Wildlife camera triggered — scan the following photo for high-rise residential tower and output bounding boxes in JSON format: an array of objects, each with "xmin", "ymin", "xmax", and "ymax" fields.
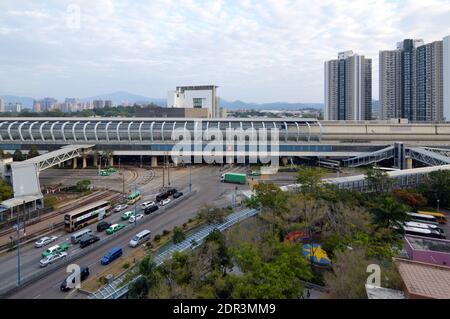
[
  {"xmin": 380, "ymin": 37, "xmax": 449, "ymax": 122},
  {"xmin": 324, "ymin": 51, "xmax": 372, "ymax": 121},
  {"xmin": 0, "ymin": 98, "xmax": 4, "ymax": 113},
  {"xmin": 444, "ymin": 36, "xmax": 450, "ymax": 121}
]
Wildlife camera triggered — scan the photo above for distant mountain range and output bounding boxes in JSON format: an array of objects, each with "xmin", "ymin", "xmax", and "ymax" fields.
[
  {"xmin": 1, "ymin": 91, "xmax": 326, "ymax": 111},
  {"xmin": 78, "ymin": 91, "xmax": 166, "ymax": 106},
  {"xmin": 219, "ymin": 99, "xmax": 323, "ymax": 110}
]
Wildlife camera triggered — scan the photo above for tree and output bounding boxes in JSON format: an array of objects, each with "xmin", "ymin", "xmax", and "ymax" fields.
[
  {"xmin": 28, "ymin": 145, "xmax": 39, "ymax": 158},
  {"xmin": 0, "ymin": 178, "xmax": 13, "ymax": 201},
  {"xmin": 173, "ymin": 227, "xmax": 186, "ymax": 244},
  {"xmin": 197, "ymin": 205, "xmax": 228, "ymax": 224},
  {"xmin": 128, "ymin": 276, "xmax": 149, "ymax": 299},
  {"xmin": 246, "ymin": 183, "xmax": 288, "ymax": 213},
  {"xmin": 324, "ymin": 247, "xmax": 402, "ymax": 299},
  {"xmin": 392, "ymin": 188, "xmax": 427, "ymax": 210},
  {"xmin": 370, "ymin": 196, "xmax": 409, "ymax": 228},
  {"xmin": 365, "ymin": 169, "xmax": 393, "ymax": 193},
  {"xmin": 418, "ymin": 170, "xmax": 450, "ymax": 208},
  {"xmin": 13, "ymin": 149, "xmax": 24, "ymax": 161},
  {"xmin": 296, "ymin": 167, "xmax": 325, "ymax": 193},
  {"xmin": 229, "ymin": 242, "xmax": 312, "ymax": 298},
  {"xmin": 75, "ymin": 179, "xmax": 91, "ymax": 192}
]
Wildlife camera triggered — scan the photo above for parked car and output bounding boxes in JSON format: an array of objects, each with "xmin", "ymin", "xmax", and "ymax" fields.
[
  {"xmin": 144, "ymin": 205, "xmax": 159, "ymax": 215},
  {"xmin": 35, "ymin": 236, "xmax": 58, "ymax": 248},
  {"xmin": 79, "ymin": 234, "xmax": 100, "ymax": 248},
  {"xmin": 129, "ymin": 213, "xmax": 144, "ymax": 223},
  {"xmin": 121, "ymin": 211, "xmax": 135, "ymax": 220},
  {"xmin": 40, "ymin": 252, "xmax": 67, "ymax": 267},
  {"xmin": 166, "ymin": 188, "xmax": 178, "ymax": 195},
  {"xmin": 173, "ymin": 191, "xmax": 183, "ymax": 199},
  {"xmin": 159, "ymin": 198, "xmax": 171, "ymax": 206},
  {"xmin": 97, "ymin": 221, "xmax": 111, "ymax": 232},
  {"xmin": 106, "ymin": 223, "xmax": 126, "ymax": 235},
  {"xmin": 114, "ymin": 204, "xmax": 128, "ymax": 212},
  {"xmin": 155, "ymin": 192, "xmax": 169, "ymax": 202},
  {"xmin": 100, "ymin": 247, "xmax": 122, "ymax": 265},
  {"xmin": 42, "ymin": 243, "xmax": 70, "ymax": 258},
  {"xmin": 60, "ymin": 266, "xmax": 90, "ymax": 292},
  {"xmin": 141, "ymin": 201, "xmax": 155, "ymax": 210}
]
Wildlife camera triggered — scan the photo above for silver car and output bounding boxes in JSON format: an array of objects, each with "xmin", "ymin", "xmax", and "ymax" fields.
[
  {"xmin": 114, "ymin": 204, "xmax": 128, "ymax": 212},
  {"xmin": 39, "ymin": 251, "xmax": 67, "ymax": 267},
  {"xmin": 35, "ymin": 236, "xmax": 58, "ymax": 248}
]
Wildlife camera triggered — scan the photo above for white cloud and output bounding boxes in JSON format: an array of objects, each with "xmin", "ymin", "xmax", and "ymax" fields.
[{"xmin": 0, "ymin": 0, "xmax": 449, "ymax": 102}]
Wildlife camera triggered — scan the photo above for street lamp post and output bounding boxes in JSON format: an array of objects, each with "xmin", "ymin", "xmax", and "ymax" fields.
[
  {"xmin": 437, "ymin": 199, "xmax": 440, "ymax": 213},
  {"xmin": 189, "ymin": 164, "xmax": 192, "ymax": 193},
  {"xmin": 134, "ymin": 185, "xmax": 138, "ymax": 227},
  {"xmin": 16, "ymin": 210, "xmax": 21, "ymax": 286}
]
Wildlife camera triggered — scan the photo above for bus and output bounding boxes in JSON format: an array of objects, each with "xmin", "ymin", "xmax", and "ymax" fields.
[
  {"xmin": 401, "ymin": 226, "xmax": 445, "ymax": 239},
  {"xmin": 417, "ymin": 211, "xmax": 448, "ymax": 224},
  {"xmin": 406, "ymin": 212, "xmax": 439, "ymax": 225},
  {"xmin": 403, "ymin": 221, "xmax": 444, "ymax": 234},
  {"xmin": 127, "ymin": 191, "xmax": 142, "ymax": 205},
  {"xmin": 64, "ymin": 201, "xmax": 111, "ymax": 233}
]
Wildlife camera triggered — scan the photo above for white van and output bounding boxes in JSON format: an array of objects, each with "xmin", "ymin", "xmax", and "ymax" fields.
[
  {"xmin": 71, "ymin": 229, "xmax": 93, "ymax": 244},
  {"xmin": 129, "ymin": 229, "xmax": 151, "ymax": 248}
]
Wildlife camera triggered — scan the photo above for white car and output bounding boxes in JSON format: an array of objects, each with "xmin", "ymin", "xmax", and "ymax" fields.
[
  {"xmin": 141, "ymin": 201, "xmax": 155, "ymax": 210},
  {"xmin": 129, "ymin": 214, "xmax": 144, "ymax": 223},
  {"xmin": 35, "ymin": 236, "xmax": 58, "ymax": 248},
  {"xmin": 39, "ymin": 252, "xmax": 67, "ymax": 267},
  {"xmin": 114, "ymin": 204, "xmax": 128, "ymax": 212},
  {"xmin": 159, "ymin": 198, "xmax": 171, "ymax": 206}
]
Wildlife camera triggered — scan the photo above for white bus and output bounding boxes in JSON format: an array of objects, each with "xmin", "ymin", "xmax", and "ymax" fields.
[
  {"xmin": 71, "ymin": 229, "xmax": 93, "ymax": 244},
  {"xmin": 401, "ymin": 225, "xmax": 445, "ymax": 239},
  {"xmin": 407, "ymin": 212, "xmax": 439, "ymax": 225}
]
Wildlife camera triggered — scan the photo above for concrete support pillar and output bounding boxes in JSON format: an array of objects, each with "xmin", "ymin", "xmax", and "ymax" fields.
[
  {"xmin": 151, "ymin": 156, "xmax": 158, "ymax": 167},
  {"xmin": 72, "ymin": 158, "xmax": 78, "ymax": 169},
  {"xmin": 406, "ymin": 157, "xmax": 413, "ymax": 170},
  {"xmin": 109, "ymin": 156, "xmax": 114, "ymax": 167},
  {"xmin": 93, "ymin": 153, "xmax": 98, "ymax": 168},
  {"xmin": 226, "ymin": 156, "xmax": 234, "ymax": 164},
  {"xmin": 173, "ymin": 157, "xmax": 179, "ymax": 167},
  {"xmin": 82, "ymin": 154, "xmax": 87, "ymax": 169}
]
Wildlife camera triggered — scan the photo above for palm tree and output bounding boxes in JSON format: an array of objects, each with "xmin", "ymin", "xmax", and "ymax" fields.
[{"xmin": 371, "ymin": 196, "xmax": 409, "ymax": 228}]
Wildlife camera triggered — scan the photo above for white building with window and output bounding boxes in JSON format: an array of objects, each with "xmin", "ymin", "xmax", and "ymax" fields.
[{"xmin": 167, "ymin": 85, "xmax": 219, "ymax": 118}]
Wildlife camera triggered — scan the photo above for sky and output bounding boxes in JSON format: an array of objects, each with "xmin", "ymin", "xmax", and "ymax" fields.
[{"xmin": 0, "ymin": 0, "xmax": 450, "ymax": 103}]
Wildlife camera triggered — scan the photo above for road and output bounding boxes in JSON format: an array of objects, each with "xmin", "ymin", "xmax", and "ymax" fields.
[{"xmin": 5, "ymin": 165, "xmax": 252, "ymax": 299}]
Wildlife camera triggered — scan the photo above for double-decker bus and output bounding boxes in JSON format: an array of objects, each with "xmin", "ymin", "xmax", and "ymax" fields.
[
  {"xmin": 127, "ymin": 190, "xmax": 142, "ymax": 205},
  {"xmin": 64, "ymin": 201, "xmax": 111, "ymax": 233}
]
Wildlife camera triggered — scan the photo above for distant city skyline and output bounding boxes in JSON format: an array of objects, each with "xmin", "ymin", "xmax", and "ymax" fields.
[{"xmin": 1, "ymin": 1, "xmax": 450, "ymax": 103}]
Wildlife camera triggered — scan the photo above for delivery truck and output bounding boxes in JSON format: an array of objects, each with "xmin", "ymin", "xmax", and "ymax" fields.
[{"xmin": 220, "ymin": 172, "xmax": 247, "ymax": 184}]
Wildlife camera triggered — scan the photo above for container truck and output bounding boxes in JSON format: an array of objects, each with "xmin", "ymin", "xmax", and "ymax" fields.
[{"xmin": 220, "ymin": 173, "xmax": 247, "ymax": 184}]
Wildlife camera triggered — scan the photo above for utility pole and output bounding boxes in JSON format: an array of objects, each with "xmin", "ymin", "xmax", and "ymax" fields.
[
  {"xmin": 22, "ymin": 201, "xmax": 26, "ymax": 235},
  {"xmin": 163, "ymin": 155, "xmax": 166, "ymax": 188},
  {"xmin": 189, "ymin": 164, "xmax": 192, "ymax": 193},
  {"xmin": 167, "ymin": 152, "xmax": 170, "ymax": 186},
  {"xmin": 16, "ymin": 209, "xmax": 21, "ymax": 287},
  {"xmin": 134, "ymin": 184, "xmax": 138, "ymax": 227}
]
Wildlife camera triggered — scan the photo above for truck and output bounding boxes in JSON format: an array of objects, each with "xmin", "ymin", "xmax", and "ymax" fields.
[{"xmin": 220, "ymin": 173, "xmax": 247, "ymax": 184}]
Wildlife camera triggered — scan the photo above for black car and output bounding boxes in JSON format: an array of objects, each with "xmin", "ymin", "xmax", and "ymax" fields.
[
  {"xmin": 144, "ymin": 205, "xmax": 159, "ymax": 215},
  {"xmin": 173, "ymin": 191, "xmax": 183, "ymax": 199},
  {"xmin": 155, "ymin": 192, "xmax": 169, "ymax": 202},
  {"xmin": 60, "ymin": 266, "xmax": 90, "ymax": 291},
  {"xmin": 166, "ymin": 188, "xmax": 177, "ymax": 195},
  {"xmin": 79, "ymin": 234, "xmax": 100, "ymax": 248},
  {"xmin": 97, "ymin": 221, "xmax": 111, "ymax": 232}
]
